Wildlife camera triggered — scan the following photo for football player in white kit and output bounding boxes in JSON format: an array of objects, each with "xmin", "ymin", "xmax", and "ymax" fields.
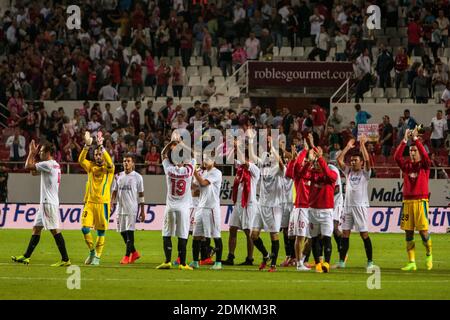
[
  {"xmin": 189, "ymin": 154, "xmax": 223, "ymax": 270},
  {"xmin": 111, "ymin": 154, "xmax": 145, "ymax": 265},
  {"xmin": 337, "ymin": 135, "xmax": 374, "ymax": 269},
  {"xmin": 279, "ymin": 141, "xmax": 296, "ymax": 267},
  {"xmin": 250, "ymin": 136, "xmax": 285, "ymax": 272},
  {"xmin": 222, "ymin": 145, "xmax": 260, "ymax": 266},
  {"xmin": 326, "ymin": 157, "xmax": 344, "ymax": 265},
  {"xmin": 12, "ymin": 141, "xmax": 71, "ymax": 266},
  {"xmin": 156, "ymin": 140, "xmax": 196, "ymax": 270}
]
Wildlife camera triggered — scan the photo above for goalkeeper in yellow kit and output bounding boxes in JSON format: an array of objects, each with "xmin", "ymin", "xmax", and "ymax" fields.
[{"xmin": 79, "ymin": 131, "xmax": 115, "ymax": 265}]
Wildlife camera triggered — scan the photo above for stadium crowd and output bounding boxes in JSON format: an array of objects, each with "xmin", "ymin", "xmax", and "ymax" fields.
[{"xmin": 0, "ymin": 0, "xmax": 449, "ymax": 174}]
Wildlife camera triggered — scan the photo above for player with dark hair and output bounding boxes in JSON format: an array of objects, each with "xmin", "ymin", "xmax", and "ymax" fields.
[
  {"xmin": 156, "ymin": 139, "xmax": 196, "ymax": 270},
  {"xmin": 305, "ymin": 140, "xmax": 337, "ymax": 273},
  {"xmin": 337, "ymin": 135, "xmax": 374, "ymax": 269},
  {"xmin": 190, "ymin": 154, "xmax": 223, "ymax": 270},
  {"xmin": 111, "ymin": 154, "xmax": 145, "ymax": 264},
  {"xmin": 78, "ymin": 131, "xmax": 115, "ymax": 266},
  {"xmin": 394, "ymin": 126, "xmax": 433, "ymax": 271},
  {"xmin": 285, "ymin": 138, "xmax": 312, "ymax": 271},
  {"xmin": 12, "ymin": 141, "xmax": 70, "ymax": 266}
]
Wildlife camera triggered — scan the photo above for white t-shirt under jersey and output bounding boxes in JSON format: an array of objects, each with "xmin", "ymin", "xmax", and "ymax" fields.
[
  {"xmin": 112, "ymin": 171, "xmax": 144, "ymax": 216},
  {"xmin": 197, "ymin": 167, "xmax": 222, "ymax": 209},
  {"xmin": 35, "ymin": 160, "xmax": 61, "ymax": 206},
  {"xmin": 329, "ymin": 164, "xmax": 343, "ymax": 207},
  {"xmin": 344, "ymin": 166, "xmax": 371, "ymax": 207},
  {"xmin": 235, "ymin": 160, "xmax": 260, "ymax": 206},
  {"xmin": 257, "ymin": 155, "xmax": 284, "ymax": 207},
  {"xmin": 163, "ymin": 158, "xmax": 196, "ymax": 209}
]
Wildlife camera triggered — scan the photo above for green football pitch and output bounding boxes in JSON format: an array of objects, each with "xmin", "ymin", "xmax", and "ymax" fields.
[{"xmin": 0, "ymin": 230, "xmax": 449, "ymax": 300}]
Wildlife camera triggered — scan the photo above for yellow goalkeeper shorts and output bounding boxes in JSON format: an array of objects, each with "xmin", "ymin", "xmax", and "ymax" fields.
[
  {"xmin": 400, "ymin": 199, "xmax": 429, "ymax": 231},
  {"xmin": 81, "ymin": 202, "xmax": 111, "ymax": 231}
]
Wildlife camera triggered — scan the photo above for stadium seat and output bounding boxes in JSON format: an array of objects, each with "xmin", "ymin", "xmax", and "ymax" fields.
[
  {"xmin": 398, "ymin": 27, "xmax": 408, "ymax": 37},
  {"xmin": 304, "ymin": 47, "xmax": 314, "ymax": 58},
  {"xmin": 180, "ymin": 97, "xmax": 192, "ymax": 103},
  {"xmin": 389, "ymin": 38, "xmax": 401, "ymax": 47},
  {"xmin": 301, "ymin": 38, "xmax": 313, "ymax": 47},
  {"xmin": 292, "ymin": 47, "xmax": 304, "ymax": 59},
  {"xmin": 398, "ymin": 88, "xmax": 410, "ymax": 99},
  {"xmin": 375, "ymin": 98, "xmax": 388, "ymax": 103},
  {"xmin": 216, "ymin": 95, "xmax": 230, "ymax": 108},
  {"xmin": 213, "ymin": 76, "xmax": 225, "ymax": 86},
  {"xmin": 389, "ymin": 98, "xmax": 401, "ymax": 103},
  {"xmin": 190, "ymin": 86, "xmax": 203, "ymax": 96},
  {"xmin": 444, "ymin": 48, "xmax": 450, "ymax": 58},
  {"xmin": 200, "ymin": 76, "xmax": 210, "ymax": 86},
  {"xmin": 227, "ymin": 85, "xmax": 240, "ymax": 98},
  {"xmin": 280, "ymin": 47, "xmax": 293, "ymax": 59},
  {"xmin": 273, "ymin": 47, "xmax": 279, "ymax": 57},
  {"xmin": 188, "ymin": 76, "xmax": 201, "ymax": 87},
  {"xmin": 434, "ymin": 91, "xmax": 444, "ymax": 103},
  {"xmin": 372, "ymin": 88, "xmax": 385, "ymax": 98},
  {"xmin": 401, "ymin": 98, "xmax": 413, "ymax": 104},
  {"xmin": 199, "ymin": 66, "xmax": 211, "ymax": 77},
  {"xmin": 186, "ymin": 66, "xmax": 199, "ymax": 77},
  {"xmin": 385, "ymin": 87, "xmax": 397, "ymax": 98},
  {"xmin": 364, "ymin": 98, "xmax": 375, "ymax": 103},
  {"xmin": 211, "ymin": 67, "xmax": 223, "ymax": 77}
]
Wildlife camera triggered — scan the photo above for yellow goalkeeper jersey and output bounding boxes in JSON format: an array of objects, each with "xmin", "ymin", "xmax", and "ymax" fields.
[{"xmin": 78, "ymin": 147, "xmax": 115, "ymax": 204}]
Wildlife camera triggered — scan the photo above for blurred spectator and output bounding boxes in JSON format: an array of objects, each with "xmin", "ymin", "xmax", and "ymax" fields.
[
  {"xmin": 412, "ymin": 68, "xmax": 430, "ymax": 103},
  {"xmin": 144, "ymin": 100, "xmax": 156, "ymax": 132},
  {"xmin": 130, "ymin": 101, "xmax": 142, "ymax": 135},
  {"xmin": 145, "ymin": 145, "xmax": 161, "ymax": 174},
  {"xmin": 245, "ymin": 32, "xmax": 260, "ymax": 60},
  {"xmin": 6, "ymin": 128, "xmax": 26, "ymax": 163},
  {"xmin": 309, "ymin": 7, "xmax": 325, "ymax": 44},
  {"xmin": 407, "ymin": 17, "xmax": 422, "ymax": 57},
  {"xmin": 436, "ymin": 10, "xmax": 449, "ymax": 47},
  {"xmin": 155, "ymin": 58, "xmax": 171, "ymax": 97},
  {"xmin": 353, "ymin": 48, "xmax": 372, "ymax": 103},
  {"xmin": 308, "ymin": 26, "xmax": 329, "ymax": 61},
  {"xmin": 98, "ymin": 79, "xmax": 119, "ymax": 101},
  {"xmin": 260, "ymin": 29, "xmax": 274, "ymax": 60},
  {"xmin": 102, "ymin": 103, "xmax": 114, "ymax": 132},
  {"xmin": 326, "ymin": 106, "xmax": 343, "ymax": 132},
  {"xmin": 355, "ymin": 104, "xmax": 372, "ymax": 126},
  {"xmin": 394, "ymin": 47, "xmax": 408, "ymax": 90},
  {"xmin": 380, "ymin": 115, "xmax": 394, "ymax": 162},
  {"xmin": 445, "ymin": 133, "xmax": 450, "ymax": 165},
  {"xmin": 441, "ymin": 82, "xmax": 450, "ymax": 103},
  {"xmin": 311, "ymin": 103, "xmax": 327, "ymax": 137},
  {"xmin": 403, "ymin": 109, "xmax": 417, "ymax": 129},
  {"xmin": 180, "ymin": 22, "xmax": 193, "ymax": 68},
  {"xmin": 430, "ymin": 110, "xmax": 448, "ymax": 149},
  {"xmin": 375, "ymin": 44, "xmax": 394, "ymax": 89},
  {"xmin": 144, "ymin": 50, "xmax": 156, "ymax": 89},
  {"xmin": 87, "ymin": 113, "xmax": 102, "ymax": 133},
  {"xmin": 430, "ymin": 152, "xmax": 449, "ymax": 179},
  {"xmin": 171, "ymin": 59, "xmax": 185, "ymax": 99},
  {"xmin": 115, "ymin": 100, "xmax": 129, "ymax": 127},
  {"xmin": 0, "ymin": 164, "xmax": 8, "ymax": 202},
  {"xmin": 202, "ymin": 27, "xmax": 212, "ymax": 67},
  {"xmin": 127, "ymin": 61, "xmax": 144, "ymax": 101},
  {"xmin": 335, "ymin": 29, "xmax": 348, "ymax": 61},
  {"xmin": 203, "ymin": 78, "xmax": 218, "ymax": 98}
]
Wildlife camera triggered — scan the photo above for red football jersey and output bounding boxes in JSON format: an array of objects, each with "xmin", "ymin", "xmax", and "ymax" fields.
[
  {"xmin": 394, "ymin": 140, "xmax": 431, "ymax": 200},
  {"xmin": 307, "ymin": 157, "xmax": 337, "ymax": 209},
  {"xmin": 285, "ymin": 149, "xmax": 310, "ymax": 208}
]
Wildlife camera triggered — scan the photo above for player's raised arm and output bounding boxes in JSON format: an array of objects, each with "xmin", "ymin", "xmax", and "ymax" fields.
[
  {"xmin": 161, "ymin": 141, "xmax": 175, "ymax": 161},
  {"xmin": 394, "ymin": 129, "xmax": 410, "ymax": 170},
  {"xmin": 193, "ymin": 169, "xmax": 210, "ymax": 187},
  {"xmin": 359, "ymin": 135, "xmax": 372, "ymax": 171},
  {"xmin": 337, "ymin": 138, "xmax": 355, "ymax": 170},
  {"xmin": 78, "ymin": 132, "xmax": 93, "ymax": 172},
  {"xmin": 25, "ymin": 140, "xmax": 39, "ymax": 175},
  {"xmin": 101, "ymin": 147, "xmax": 115, "ymax": 172}
]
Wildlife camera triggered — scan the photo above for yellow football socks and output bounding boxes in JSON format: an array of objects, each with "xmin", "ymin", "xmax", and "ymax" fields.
[
  {"xmin": 95, "ymin": 236, "xmax": 105, "ymax": 257},
  {"xmin": 84, "ymin": 233, "xmax": 94, "ymax": 251},
  {"xmin": 406, "ymin": 240, "xmax": 416, "ymax": 262},
  {"xmin": 422, "ymin": 238, "xmax": 432, "ymax": 256}
]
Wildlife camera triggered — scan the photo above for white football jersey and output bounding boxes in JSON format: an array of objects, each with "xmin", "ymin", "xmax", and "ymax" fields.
[
  {"xmin": 112, "ymin": 171, "xmax": 144, "ymax": 216},
  {"xmin": 35, "ymin": 160, "xmax": 61, "ymax": 206},
  {"xmin": 163, "ymin": 158, "xmax": 195, "ymax": 209},
  {"xmin": 257, "ymin": 155, "xmax": 284, "ymax": 207},
  {"xmin": 282, "ymin": 168, "xmax": 294, "ymax": 204},
  {"xmin": 329, "ymin": 164, "xmax": 343, "ymax": 207},
  {"xmin": 235, "ymin": 160, "xmax": 260, "ymax": 206},
  {"xmin": 344, "ymin": 166, "xmax": 371, "ymax": 207},
  {"xmin": 197, "ymin": 167, "xmax": 222, "ymax": 209}
]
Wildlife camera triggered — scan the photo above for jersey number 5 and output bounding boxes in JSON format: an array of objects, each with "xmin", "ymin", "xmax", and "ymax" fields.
[{"xmin": 171, "ymin": 179, "xmax": 186, "ymax": 196}]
